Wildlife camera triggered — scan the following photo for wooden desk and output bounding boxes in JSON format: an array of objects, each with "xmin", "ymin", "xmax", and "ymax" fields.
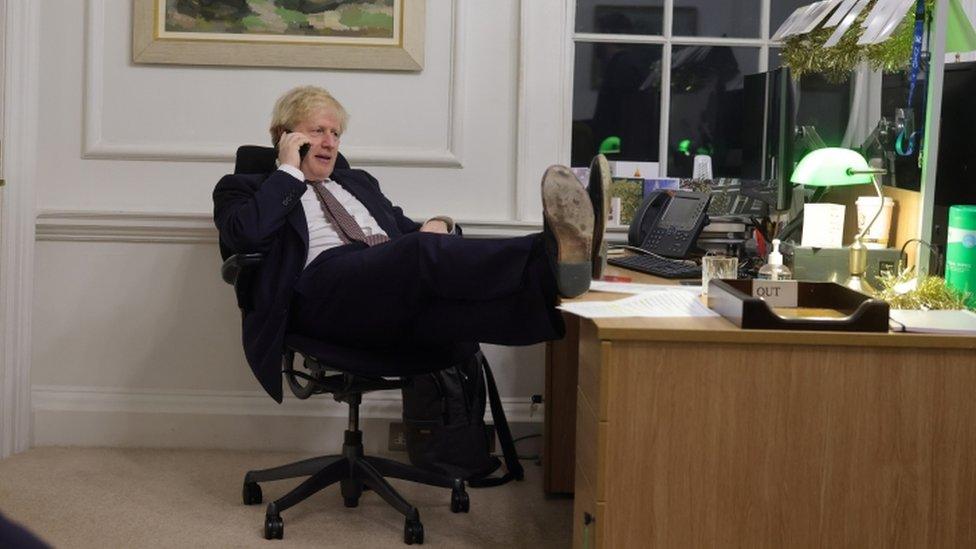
[{"xmin": 542, "ymin": 268, "xmax": 976, "ymax": 548}]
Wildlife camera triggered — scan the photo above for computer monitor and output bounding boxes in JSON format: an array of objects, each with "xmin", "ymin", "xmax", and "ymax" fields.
[{"xmin": 741, "ymin": 67, "xmax": 852, "ymax": 211}]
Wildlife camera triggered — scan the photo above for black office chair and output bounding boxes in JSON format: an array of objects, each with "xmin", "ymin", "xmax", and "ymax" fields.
[{"xmin": 221, "ymin": 146, "xmax": 472, "ymax": 545}]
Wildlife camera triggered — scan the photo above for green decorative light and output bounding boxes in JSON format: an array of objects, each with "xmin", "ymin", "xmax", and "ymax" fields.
[
  {"xmin": 790, "ymin": 147, "xmax": 875, "ymax": 187},
  {"xmin": 678, "ymin": 139, "xmax": 692, "ymax": 156},
  {"xmin": 599, "ymin": 136, "xmax": 621, "ymax": 154}
]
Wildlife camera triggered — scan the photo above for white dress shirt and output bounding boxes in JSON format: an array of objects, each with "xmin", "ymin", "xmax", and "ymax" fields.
[{"xmin": 278, "ymin": 165, "xmax": 388, "ymax": 268}]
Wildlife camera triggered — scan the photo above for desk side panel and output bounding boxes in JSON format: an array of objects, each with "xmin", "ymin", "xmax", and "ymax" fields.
[
  {"xmin": 603, "ymin": 342, "xmax": 976, "ymax": 548},
  {"xmin": 544, "ymin": 313, "xmax": 580, "ymax": 494}
]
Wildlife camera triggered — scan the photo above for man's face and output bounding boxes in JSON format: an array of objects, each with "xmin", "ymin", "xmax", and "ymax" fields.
[{"xmin": 293, "ymin": 109, "xmax": 342, "ymax": 181}]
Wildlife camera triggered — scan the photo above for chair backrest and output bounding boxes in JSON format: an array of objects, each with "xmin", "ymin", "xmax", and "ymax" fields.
[{"xmin": 234, "ymin": 145, "xmax": 351, "ymax": 174}]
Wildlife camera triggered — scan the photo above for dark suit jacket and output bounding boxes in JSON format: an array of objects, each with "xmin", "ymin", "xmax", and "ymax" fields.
[{"xmin": 213, "ymin": 168, "xmax": 421, "ymax": 402}]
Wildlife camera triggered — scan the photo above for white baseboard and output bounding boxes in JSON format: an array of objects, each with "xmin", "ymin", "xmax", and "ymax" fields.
[{"xmin": 31, "ymin": 385, "xmax": 543, "ymax": 452}]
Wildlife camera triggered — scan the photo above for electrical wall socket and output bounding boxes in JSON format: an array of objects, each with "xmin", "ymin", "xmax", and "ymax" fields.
[{"xmin": 388, "ymin": 422, "xmax": 408, "ymax": 452}]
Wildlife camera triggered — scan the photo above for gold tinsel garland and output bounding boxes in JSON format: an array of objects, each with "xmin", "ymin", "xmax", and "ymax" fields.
[
  {"xmin": 780, "ymin": 1, "xmax": 933, "ymax": 82},
  {"xmin": 875, "ymin": 268, "xmax": 972, "ymax": 310}
]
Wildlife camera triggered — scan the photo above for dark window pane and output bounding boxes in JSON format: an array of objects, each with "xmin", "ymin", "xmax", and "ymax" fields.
[
  {"xmin": 771, "ymin": 0, "xmax": 814, "ymax": 37},
  {"xmin": 667, "ymin": 46, "xmax": 760, "ymax": 177},
  {"xmin": 769, "ymin": 47, "xmax": 783, "ymax": 70},
  {"xmin": 572, "ymin": 43, "xmax": 663, "ymax": 167},
  {"xmin": 672, "ymin": 0, "xmax": 759, "ymax": 37},
  {"xmin": 575, "ymin": 1, "xmax": 664, "ymax": 35}
]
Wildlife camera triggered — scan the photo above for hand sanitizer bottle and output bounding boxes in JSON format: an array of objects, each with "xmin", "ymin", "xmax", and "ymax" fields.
[{"xmin": 758, "ymin": 239, "xmax": 792, "ymax": 280}]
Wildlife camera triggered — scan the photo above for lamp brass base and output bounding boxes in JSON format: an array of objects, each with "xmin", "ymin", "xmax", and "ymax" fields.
[{"xmin": 844, "ymin": 274, "xmax": 877, "ymax": 296}]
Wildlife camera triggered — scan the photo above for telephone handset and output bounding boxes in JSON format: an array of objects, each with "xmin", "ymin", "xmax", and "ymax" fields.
[{"xmin": 628, "ymin": 190, "xmax": 711, "ymax": 258}]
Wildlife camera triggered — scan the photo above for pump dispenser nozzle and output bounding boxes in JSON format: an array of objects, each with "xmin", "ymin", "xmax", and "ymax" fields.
[{"xmin": 758, "ymin": 238, "xmax": 791, "ymax": 280}]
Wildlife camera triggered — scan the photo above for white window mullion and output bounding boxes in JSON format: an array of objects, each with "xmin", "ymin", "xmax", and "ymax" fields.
[
  {"xmin": 573, "ymin": 32, "xmax": 666, "ymax": 45},
  {"xmin": 759, "ymin": 0, "xmax": 771, "ymax": 72},
  {"xmin": 658, "ymin": 0, "xmax": 674, "ymax": 176},
  {"xmin": 574, "ymin": 34, "xmax": 764, "ymax": 48}
]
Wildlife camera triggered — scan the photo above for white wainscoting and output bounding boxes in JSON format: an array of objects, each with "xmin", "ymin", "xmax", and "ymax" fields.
[{"xmin": 32, "ymin": 210, "xmax": 545, "ymax": 452}]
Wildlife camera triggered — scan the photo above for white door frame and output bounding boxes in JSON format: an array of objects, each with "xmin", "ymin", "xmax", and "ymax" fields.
[{"xmin": 0, "ymin": 0, "xmax": 39, "ymax": 458}]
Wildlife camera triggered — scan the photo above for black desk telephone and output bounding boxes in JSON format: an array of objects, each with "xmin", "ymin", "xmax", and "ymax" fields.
[{"xmin": 627, "ymin": 190, "xmax": 711, "ymax": 258}]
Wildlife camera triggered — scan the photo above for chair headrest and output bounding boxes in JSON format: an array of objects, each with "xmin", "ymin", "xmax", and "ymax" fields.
[{"xmin": 234, "ymin": 145, "xmax": 351, "ymax": 174}]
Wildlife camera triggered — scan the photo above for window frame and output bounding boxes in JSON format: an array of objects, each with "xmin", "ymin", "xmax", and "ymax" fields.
[{"xmin": 571, "ymin": 0, "xmax": 783, "ymax": 176}]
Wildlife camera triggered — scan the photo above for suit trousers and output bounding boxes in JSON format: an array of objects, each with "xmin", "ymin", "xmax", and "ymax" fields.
[{"xmin": 291, "ymin": 232, "xmax": 564, "ymax": 350}]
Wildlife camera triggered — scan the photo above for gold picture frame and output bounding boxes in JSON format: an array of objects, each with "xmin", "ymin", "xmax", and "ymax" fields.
[{"xmin": 132, "ymin": 0, "xmax": 424, "ymax": 71}]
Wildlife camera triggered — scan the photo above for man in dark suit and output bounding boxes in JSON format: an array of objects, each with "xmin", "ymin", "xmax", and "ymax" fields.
[{"xmin": 214, "ymin": 86, "xmax": 603, "ymax": 402}]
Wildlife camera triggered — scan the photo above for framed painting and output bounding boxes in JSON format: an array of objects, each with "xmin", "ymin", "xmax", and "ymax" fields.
[{"xmin": 132, "ymin": 0, "xmax": 424, "ymax": 71}]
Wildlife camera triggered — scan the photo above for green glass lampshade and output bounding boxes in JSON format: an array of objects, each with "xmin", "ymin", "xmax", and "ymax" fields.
[{"xmin": 790, "ymin": 147, "xmax": 874, "ymax": 187}]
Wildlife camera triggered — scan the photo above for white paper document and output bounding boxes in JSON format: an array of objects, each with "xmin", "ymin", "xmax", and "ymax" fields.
[
  {"xmin": 801, "ymin": 203, "xmax": 846, "ymax": 248},
  {"xmin": 558, "ymin": 290, "xmax": 719, "ymax": 319},
  {"xmin": 589, "ymin": 281, "xmax": 702, "ymax": 295},
  {"xmin": 889, "ymin": 309, "xmax": 976, "ymax": 335}
]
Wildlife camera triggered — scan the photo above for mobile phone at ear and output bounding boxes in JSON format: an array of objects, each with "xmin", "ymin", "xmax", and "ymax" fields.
[{"xmin": 281, "ymin": 130, "xmax": 310, "ymax": 161}]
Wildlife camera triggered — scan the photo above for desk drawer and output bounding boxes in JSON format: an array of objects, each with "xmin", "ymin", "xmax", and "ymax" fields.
[{"xmin": 579, "ymin": 321, "xmax": 611, "ymax": 420}]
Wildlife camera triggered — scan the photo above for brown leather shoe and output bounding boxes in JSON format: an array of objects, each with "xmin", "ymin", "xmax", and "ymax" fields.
[
  {"xmin": 542, "ymin": 165, "xmax": 594, "ymax": 298},
  {"xmin": 588, "ymin": 154, "xmax": 611, "ymax": 279}
]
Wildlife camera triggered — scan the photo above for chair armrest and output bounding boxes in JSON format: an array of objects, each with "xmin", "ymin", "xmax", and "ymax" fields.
[{"xmin": 221, "ymin": 253, "xmax": 264, "ymax": 285}]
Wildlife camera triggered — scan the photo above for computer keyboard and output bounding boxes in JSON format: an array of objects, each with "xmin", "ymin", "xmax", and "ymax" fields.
[{"xmin": 608, "ymin": 254, "xmax": 702, "ymax": 279}]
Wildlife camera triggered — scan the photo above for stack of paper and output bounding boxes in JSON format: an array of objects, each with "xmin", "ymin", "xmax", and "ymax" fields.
[
  {"xmin": 558, "ymin": 290, "xmax": 718, "ymax": 319},
  {"xmin": 889, "ymin": 309, "xmax": 976, "ymax": 335}
]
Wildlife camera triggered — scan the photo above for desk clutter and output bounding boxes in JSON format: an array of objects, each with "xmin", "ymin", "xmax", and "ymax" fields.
[{"xmin": 577, "ymin": 148, "xmax": 975, "ymax": 335}]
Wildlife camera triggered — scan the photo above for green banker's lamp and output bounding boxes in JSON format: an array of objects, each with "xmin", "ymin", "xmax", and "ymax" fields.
[{"xmin": 790, "ymin": 147, "xmax": 887, "ymax": 295}]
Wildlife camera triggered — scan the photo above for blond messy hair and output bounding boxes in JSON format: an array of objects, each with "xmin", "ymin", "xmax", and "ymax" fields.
[{"xmin": 269, "ymin": 85, "xmax": 349, "ymax": 147}]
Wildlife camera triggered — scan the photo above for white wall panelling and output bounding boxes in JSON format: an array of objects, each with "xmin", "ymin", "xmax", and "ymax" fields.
[
  {"xmin": 1, "ymin": 0, "xmax": 39, "ymax": 458},
  {"xmin": 82, "ymin": 0, "xmax": 463, "ymax": 168},
  {"xmin": 34, "ymin": 210, "xmax": 543, "ymax": 243},
  {"xmin": 516, "ymin": 0, "xmax": 573, "ymax": 222},
  {"xmin": 37, "ymin": 0, "xmax": 518, "ymax": 221}
]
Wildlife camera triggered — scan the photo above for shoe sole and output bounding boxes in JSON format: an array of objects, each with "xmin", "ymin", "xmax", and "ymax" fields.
[
  {"xmin": 542, "ymin": 165, "xmax": 594, "ymax": 298},
  {"xmin": 588, "ymin": 154, "xmax": 611, "ymax": 279}
]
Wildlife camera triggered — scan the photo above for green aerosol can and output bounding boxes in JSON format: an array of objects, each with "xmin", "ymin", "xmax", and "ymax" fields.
[{"xmin": 945, "ymin": 205, "xmax": 976, "ymax": 307}]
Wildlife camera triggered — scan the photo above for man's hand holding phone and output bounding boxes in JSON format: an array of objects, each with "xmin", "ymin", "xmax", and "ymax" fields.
[{"xmin": 277, "ymin": 131, "xmax": 311, "ymax": 170}]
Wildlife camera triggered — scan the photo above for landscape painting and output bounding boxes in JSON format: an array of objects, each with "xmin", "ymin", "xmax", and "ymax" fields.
[
  {"xmin": 132, "ymin": 0, "xmax": 425, "ymax": 70},
  {"xmin": 160, "ymin": 0, "xmax": 398, "ymax": 45}
]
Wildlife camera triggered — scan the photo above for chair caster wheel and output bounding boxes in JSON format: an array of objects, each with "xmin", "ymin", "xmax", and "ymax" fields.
[
  {"xmin": 404, "ymin": 518, "xmax": 424, "ymax": 545},
  {"xmin": 450, "ymin": 487, "xmax": 469, "ymax": 513},
  {"xmin": 242, "ymin": 481, "xmax": 262, "ymax": 505},
  {"xmin": 264, "ymin": 511, "xmax": 284, "ymax": 540},
  {"xmin": 344, "ymin": 496, "xmax": 360, "ymax": 508}
]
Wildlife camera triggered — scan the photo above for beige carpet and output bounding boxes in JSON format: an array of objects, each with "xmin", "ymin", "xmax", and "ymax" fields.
[{"xmin": 0, "ymin": 447, "xmax": 572, "ymax": 548}]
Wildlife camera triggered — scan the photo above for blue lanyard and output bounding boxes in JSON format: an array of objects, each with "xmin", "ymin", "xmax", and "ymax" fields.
[{"xmin": 896, "ymin": 0, "xmax": 927, "ymax": 156}]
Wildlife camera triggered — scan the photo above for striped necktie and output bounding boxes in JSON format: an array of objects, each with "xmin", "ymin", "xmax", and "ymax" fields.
[{"xmin": 308, "ymin": 181, "xmax": 390, "ymax": 246}]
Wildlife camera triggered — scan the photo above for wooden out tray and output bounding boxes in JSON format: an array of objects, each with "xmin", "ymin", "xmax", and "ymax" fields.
[{"xmin": 707, "ymin": 279, "xmax": 890, "ymax": 332}]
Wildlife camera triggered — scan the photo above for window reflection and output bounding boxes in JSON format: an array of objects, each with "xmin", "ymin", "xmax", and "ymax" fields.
[
  {"xmin": 769, "ymin": 47, "xmax": 783, "ymax": 70},
  {"xmin": 572, "ymin": 43, "xmax": 663, "ymax": 167},
  {"xmin": 667, "ymin": 46, "xmax": 759, "ymax": 177},
  {"xmin": 575, "ymin": 1, "xmax": 665, "ymax": 35},
  {"xmin": 673, "ymin": 0, "xmax": 760, "ymax": 37}
]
